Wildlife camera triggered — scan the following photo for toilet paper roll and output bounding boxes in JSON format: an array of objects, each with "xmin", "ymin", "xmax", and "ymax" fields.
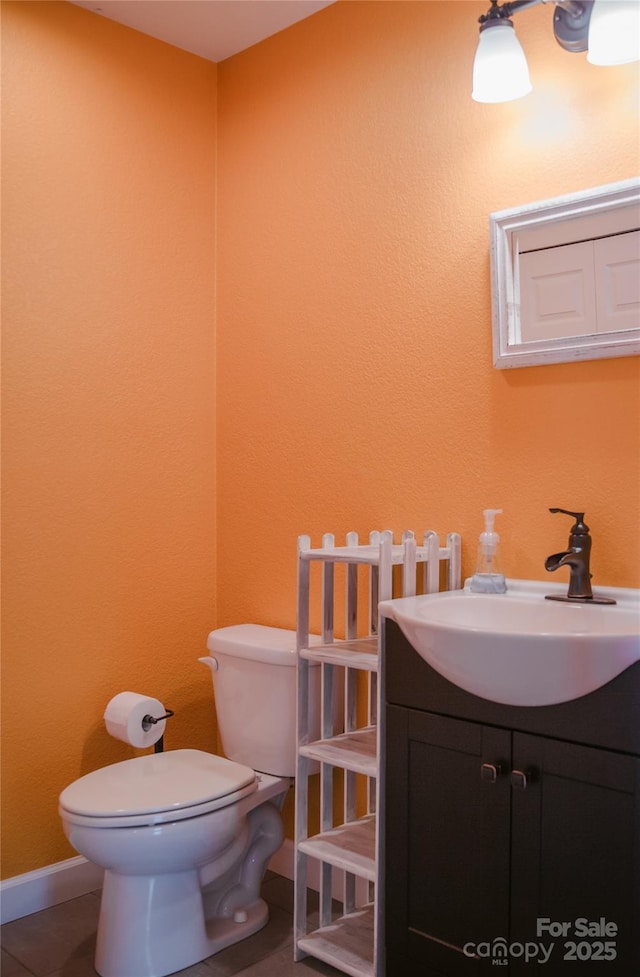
[{"xmin": 104, "ymin": 691, "xmax": 167, "ymax": 749}]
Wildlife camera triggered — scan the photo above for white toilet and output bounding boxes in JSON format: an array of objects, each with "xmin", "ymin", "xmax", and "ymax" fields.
[{"xmin": 58, "ymin": 624, "xmax": 324, "ymax": 977}]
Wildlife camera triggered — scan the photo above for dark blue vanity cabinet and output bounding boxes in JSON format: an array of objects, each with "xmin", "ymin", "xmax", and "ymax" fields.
[{"xmin": 382, "ymin": 618, "xmax": 640, "ymax": 977}]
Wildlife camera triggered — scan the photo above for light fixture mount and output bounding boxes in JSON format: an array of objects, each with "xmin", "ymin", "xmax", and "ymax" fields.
[
  {"xmin": 478, "ymin": 0, "xmax": 594, "ymax": 51},
  {"xmin": 553, "ymin": 0, "xmax": 595, "ymax": 53},
  {"xmin": 478, "ymin": 0, "xmax": 526, "ymax": 31}
]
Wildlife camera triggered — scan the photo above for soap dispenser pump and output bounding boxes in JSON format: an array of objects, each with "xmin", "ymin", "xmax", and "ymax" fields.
[{"xmin": 470, "ymin": 508, "xmax": 507, "ymax": 594}]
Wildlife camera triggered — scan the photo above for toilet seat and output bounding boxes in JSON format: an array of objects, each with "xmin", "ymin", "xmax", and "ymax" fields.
[{"xmin": 59, "ymin": 749, "xmax": 257, "ymax": 828}]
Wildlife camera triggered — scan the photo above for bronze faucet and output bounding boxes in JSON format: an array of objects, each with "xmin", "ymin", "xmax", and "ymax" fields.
[{"xmin": 544, "ymin": 508, "xmax": 616, "ymax": 605}]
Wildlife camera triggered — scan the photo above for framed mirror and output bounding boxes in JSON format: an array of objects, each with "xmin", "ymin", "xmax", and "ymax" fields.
[{"xmin": 490, "ymin": 178, "xmax": 640, "ymax": 369}]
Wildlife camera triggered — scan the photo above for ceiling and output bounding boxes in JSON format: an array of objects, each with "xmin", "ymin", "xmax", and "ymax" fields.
[{"xmin": 69, "ymin": 0, "xmax": 336, "ymax": 63}]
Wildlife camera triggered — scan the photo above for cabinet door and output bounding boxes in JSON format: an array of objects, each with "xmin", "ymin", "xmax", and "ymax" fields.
[
  {"xmin": 510, "ymin": 733, "xmax": 640, "ymax": 976},
  {"xmin": 519, "ymin": 240, "xmax": 597, "ymax": 342},
  {"xmin": 594, "ymin": 229, "xmax": 640, "ymax": 334},
  {"xmin": 385, "ymin": 705, "xmax": 511, "ymax": 976}
]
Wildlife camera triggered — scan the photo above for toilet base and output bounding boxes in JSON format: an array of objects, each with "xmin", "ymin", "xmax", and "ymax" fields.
[
  {"xmin": 96, "ymin": 867, "xmax": 269, "ymax": 977},
  {"xmin": 93, "ymin": 786, "xmax": 287, "ymax": 977}
]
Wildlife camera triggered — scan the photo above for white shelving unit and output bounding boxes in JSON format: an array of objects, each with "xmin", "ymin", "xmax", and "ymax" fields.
[{"xmin": 294, "ymin": 529, "xmax": 461, "ymax": 977}]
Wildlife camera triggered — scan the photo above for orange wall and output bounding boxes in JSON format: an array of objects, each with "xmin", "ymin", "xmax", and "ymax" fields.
[
  {"xmin": 2, "ymin": 0, "xmax": 639, "ymax": 884},
  {"xmin": 2, "ymin": 2, "xmax": 218, "ymax": 878},
  {"xmin": 216, "ymin": 0, "xmax": 640, "ymax": 634}
]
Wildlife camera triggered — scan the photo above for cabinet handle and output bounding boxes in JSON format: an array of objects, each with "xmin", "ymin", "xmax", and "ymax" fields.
[
  {"xmin": 480, "ymin": 762, "xmax": 502, "ymax": 783},
  {"xmin": 511, "ymin": 769, "xmax": 528, "ymax": 790}
]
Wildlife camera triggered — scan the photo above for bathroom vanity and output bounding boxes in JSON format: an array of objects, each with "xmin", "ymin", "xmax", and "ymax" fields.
[{"xmin": 382, "ymin": 610, "xmax": 640, "ymax": 977}]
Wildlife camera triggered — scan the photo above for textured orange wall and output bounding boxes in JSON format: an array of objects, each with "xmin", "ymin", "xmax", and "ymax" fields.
[
  {"xmin": 216, "ymin": 0, "xmax": 640, "ymax": 635},
  {"xmin": 1, "ymin": 2, "xmax": 217, "ymax": 878},
  {"xmin": 2, "ymin": 0, "xmax": 639, "ymax": 885}
]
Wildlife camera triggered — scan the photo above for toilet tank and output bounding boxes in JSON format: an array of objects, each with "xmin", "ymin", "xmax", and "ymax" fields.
[{"xmin": 202, "ymin": 624, "xmax": 343, "ymax": 778}]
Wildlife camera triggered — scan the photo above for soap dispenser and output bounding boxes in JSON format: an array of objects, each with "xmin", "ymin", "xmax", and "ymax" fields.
[{"xmin": 470, "ymin": 509, "xmax": 507, "ymax": 594}]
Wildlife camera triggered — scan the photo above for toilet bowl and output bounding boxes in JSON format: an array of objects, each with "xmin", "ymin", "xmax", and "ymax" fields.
[
  {"xmin": 59, "ymin": 749, "xmax": 286, "ymax": 977},
  {"xmin": 58, "ymin": 624, "xmax": 318, "ymax": 977}
]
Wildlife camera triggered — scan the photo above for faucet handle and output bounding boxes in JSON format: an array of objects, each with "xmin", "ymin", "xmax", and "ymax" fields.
[{"xmin": 549, "ymin": 508, "xmax": 589, "ymax": 534}]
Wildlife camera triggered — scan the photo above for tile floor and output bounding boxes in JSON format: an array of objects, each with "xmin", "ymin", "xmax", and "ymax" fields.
[{"xmin": 0, "ymin": 874, "xmax": 344, "ymax": 977}]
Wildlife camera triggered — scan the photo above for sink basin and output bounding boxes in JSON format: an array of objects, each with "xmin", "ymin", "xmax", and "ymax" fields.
[{"xmin": 379, "ymin": 579, "xmax": 640, "ymax": 707}]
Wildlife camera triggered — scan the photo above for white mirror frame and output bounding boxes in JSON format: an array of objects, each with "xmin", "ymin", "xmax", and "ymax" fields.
[{"xmin": 490, "ymin": 178, "xmax": 640, "ymax": 369}]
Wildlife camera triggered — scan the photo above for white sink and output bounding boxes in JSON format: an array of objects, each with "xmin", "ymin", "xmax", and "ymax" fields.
[{"xmin": 379, "ymin": 579, "xmax": 640, "ymax": 707}]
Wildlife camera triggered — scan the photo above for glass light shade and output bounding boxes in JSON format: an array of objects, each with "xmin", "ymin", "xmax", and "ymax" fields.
[
  {"xmin": 587, "ymin": 0, "xmax": 640, "ymax": 65},
  {"xmin": 472, "ymin": 22, "xmax": 532, "ymax": 103}
]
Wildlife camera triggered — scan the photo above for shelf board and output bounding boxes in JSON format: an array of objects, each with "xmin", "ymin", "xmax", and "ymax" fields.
[
  {"xmin": 297, "ymin": 904, "xmax": 375, "ymax": 977},
  {"xmin": 300, "ymin": 543, "xmax": 439, "ymax": 565},
  {"xmin": 298, "ymin": 814, "xmax": 377, "ymax": 882},
  {"xmin": 299, "ymin": 727, "xmax": 377, "ymax": 777},
  {"xmin": 300, "ymin": 636, "xmax": 378, "ymax": 671}
]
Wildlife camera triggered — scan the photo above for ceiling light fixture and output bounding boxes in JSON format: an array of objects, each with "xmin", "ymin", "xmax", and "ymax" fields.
[
  {"xmin": 587, "ymin": 0, "xmax": 640, "ymax": 64},
  {"xmin": 472, "ymin": 0, "xmax": 640, "ymax": 103}
]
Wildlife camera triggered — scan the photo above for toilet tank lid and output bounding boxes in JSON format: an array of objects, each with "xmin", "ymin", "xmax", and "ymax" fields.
[{"xmin": 206, "ymin": 624, "xmax": 320, "ymax": 666}]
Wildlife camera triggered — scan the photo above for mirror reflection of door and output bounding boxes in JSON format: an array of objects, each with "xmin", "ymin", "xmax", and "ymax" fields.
[{"xmin": 490, "ymin": 179, "xmax": 640, "ymax": 368}]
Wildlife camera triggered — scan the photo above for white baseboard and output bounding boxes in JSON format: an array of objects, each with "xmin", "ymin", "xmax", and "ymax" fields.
[
  {"xmin": 0, "ymin": 856, "xmax": 104, "ymax": 925},
  {"xmin": 1, "ymin": 838, "xmax": 358, "ymax": 925}
]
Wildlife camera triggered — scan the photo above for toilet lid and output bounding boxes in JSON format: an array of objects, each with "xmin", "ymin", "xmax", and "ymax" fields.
[{"xmin": 59, "ymin": 749, "xmax": 256, "ymax": 819}]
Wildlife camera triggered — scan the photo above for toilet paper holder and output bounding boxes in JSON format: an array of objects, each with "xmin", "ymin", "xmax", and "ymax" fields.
[
  {"xmin": 142, "ymin": 708, "xmax": 174, "ymax": 753},
  {"xmin": 141, "ymin": 709, "xmax": 174, "ymax": 730}
]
